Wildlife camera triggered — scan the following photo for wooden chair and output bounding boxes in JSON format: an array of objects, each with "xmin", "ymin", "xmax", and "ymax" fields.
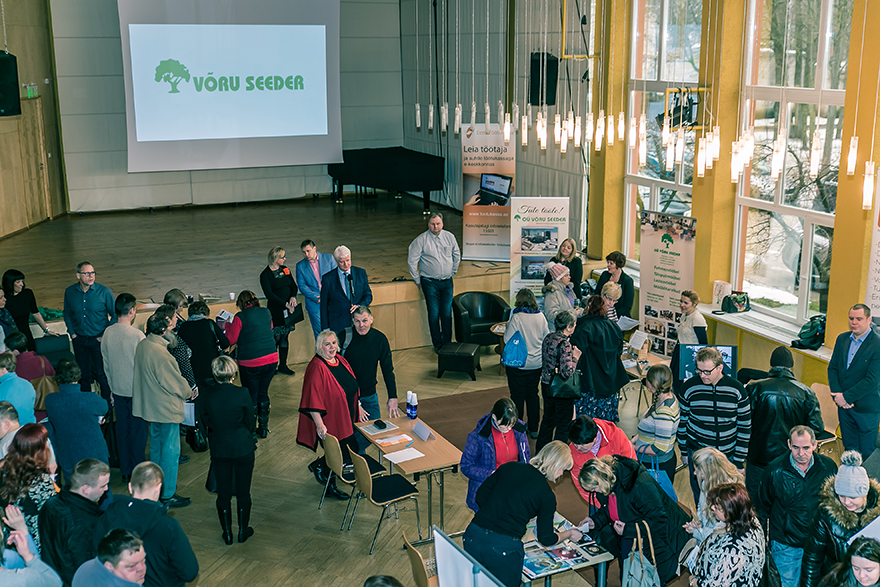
[
  {"xmin": 347, "ymin": 447, "xmax": 421, "ymax": 554},
  {"xmin": 403, "ymin": 530, "xmax": 438, "ymax": 587},
  {"xmin": 319, "ymin": 434, "xmax": 385, "ymax": 531}
]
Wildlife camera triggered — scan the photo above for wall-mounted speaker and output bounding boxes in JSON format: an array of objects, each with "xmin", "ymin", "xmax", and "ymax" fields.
[
  {"xmin": 0, "ymin": 53, "xmax": 22, "ymax": 117},
  {"xmin": 529, "ymin": 52, "xmax": 558, "ymax": 107}
]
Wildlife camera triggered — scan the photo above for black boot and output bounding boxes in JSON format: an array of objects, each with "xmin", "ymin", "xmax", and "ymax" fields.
[
  {"xmin": 237, "ymin": 503, "xmax": 255, "ymax": 543},
  {"xmin": 277, "ymin": 346, "xmax": 295, "ymax": 375},
  {"xmin": 325, "ymin": 479, "xmax": 350, "ymax": 500},
  {"xmin": 217, "ymin": 505, "xmax": 233, "ymax": 545},
  {"xmin": 308, "ymin": 458, "xmax": 329, "ymax": 485},
  {"xmin": 256, "ymin": 401, "xmax": 271, "ymax": 438}
]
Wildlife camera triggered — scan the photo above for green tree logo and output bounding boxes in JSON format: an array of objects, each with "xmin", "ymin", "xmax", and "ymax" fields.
[
  {"xmin": 661, "ymin": 234, "xmax": 674, "ymax": 248},
  {"xmin": 154, "ymin": 59, "xmax": 191, "ymax": 94}
]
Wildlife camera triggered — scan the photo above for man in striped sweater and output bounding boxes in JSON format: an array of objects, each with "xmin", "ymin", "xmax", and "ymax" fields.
[{"xmin": 678, "ymin": 346, "xmax": 751, "ymax": 504}]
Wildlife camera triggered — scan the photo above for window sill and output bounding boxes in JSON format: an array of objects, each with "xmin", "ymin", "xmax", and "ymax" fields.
[{"xmin": 700, "ymin": 304, "xmax": 832, "ymax": 363}]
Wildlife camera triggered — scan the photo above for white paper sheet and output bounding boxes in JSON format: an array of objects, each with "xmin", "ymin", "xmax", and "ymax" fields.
[{"xmin": 385, "ymin": 448, "xmax": 425, "ymax": 463}]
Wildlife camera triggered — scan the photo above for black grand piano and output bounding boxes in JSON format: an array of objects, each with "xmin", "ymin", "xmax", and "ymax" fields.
[{"xmin": 327, "ymin": 147, "xmax": 445, "ymax": 211}]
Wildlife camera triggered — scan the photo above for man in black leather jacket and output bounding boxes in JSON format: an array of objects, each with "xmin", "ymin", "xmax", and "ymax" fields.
[
  {"xmin": 755, "ymin": 426, "xmax": 836, "ymax": 587},
  {"xmin": 745, "ymin": 346, "xmax": 824, "ymax": 501}
]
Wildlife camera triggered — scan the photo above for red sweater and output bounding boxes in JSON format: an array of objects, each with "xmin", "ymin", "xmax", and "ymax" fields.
[
  {"xmin": 570, "ymin": 419, "xmax": 636, "ymax": 502},
  {"xmin": 296, "ymin": 355, "xmax": 360, "ymax": 451}
]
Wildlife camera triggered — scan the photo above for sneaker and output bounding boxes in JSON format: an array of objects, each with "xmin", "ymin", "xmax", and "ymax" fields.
[{"xmin": 161, "ymin": 494, "xmax": 192, "ymax": 508}]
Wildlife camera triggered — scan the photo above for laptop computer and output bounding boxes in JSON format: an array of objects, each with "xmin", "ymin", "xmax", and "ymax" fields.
[{"xmin": 473, "ymin": 173, "xmax": 513, "ymax": 205}]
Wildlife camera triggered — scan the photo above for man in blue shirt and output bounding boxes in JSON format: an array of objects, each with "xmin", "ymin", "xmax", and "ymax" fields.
[
  {"xmin": 63, "ymin": 262, "xmax": 116, "ymax": 401},
  {"xmin": 829, "ymin": 303, "xmax": 880, "ymax": 459}
]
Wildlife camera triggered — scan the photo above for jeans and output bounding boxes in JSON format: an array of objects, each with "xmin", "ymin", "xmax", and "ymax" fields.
[
  {"xmin": 150, "ymin": 422, "xmax": 181, "ymax": 500},
  {"xmin": 463, "ymin": 523, "xmax": 525, "ymax": 587},
  {"xmin": 214, "ymin": 452, "xmax": 255, "ymax": 511},
  {"xmin": 421, "ymin": 277, "xmax": 454, "ymax": 350},
  {"xmin": 839, "ymin": 408, "xmax": 880, "ymax": 460},
  {"xmin": 356, "ymin": 392, "xmax": 381, "ymax": 451},
  {"xmin": 687, "ymin": 452, "xmax": 701, "ymax": 505},
  {"xmin": 240, "ymin": 363, "xmax": 276, "ymax": 406},
  {"xmin": 114, "ymin": 395, "xmax": 148, "ymax": 476},
  {"xmin": 72, "ymin": 335, "xmax": 111, "ymax": 400},
  {"xmin": 536, "ymin": 383, "xmax": 574, "ymax": 452},
  {"xmin": 304, "ymin": 299, "xmax": 321, "ymax": 338},
  {"xmin": 771, "ymin": 540, "xmax": 804, "ymax": 587},
  {"xmin": 745, "ymin": 462, "xmax": 766, "ymax": 505},
  {"xmin": 506, "ymin": 367, "xmax": 542, "ymax": 433}
]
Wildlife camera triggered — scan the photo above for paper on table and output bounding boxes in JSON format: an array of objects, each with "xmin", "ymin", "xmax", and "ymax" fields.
[
  {"xmin": 376, "ymin": 434, "xmax": 411, "ymax": 447},
  {"xmin": 628, "ymin": 330, "xmax": 649, "ymax": 350},
  {"xmin": 385, "ymin": 448, "xmax": 425, "ymax": 463}
]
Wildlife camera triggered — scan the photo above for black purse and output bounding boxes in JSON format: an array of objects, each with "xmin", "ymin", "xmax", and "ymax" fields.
[
  {"xmin": 721, "ymin": 291, "xmax": 751, "ymax": 313},
  {"xmin": 549, "ymin": 369, "xmax": 582, "ymax": 399},
  {"xmin": 791, "ymin": 315, "xmax": 825, "ymax": 350}
]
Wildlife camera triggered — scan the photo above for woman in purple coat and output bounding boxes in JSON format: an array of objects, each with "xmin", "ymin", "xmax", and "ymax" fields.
[{"xmin": 460, "ymin": 398, "xmax": 531, "ymax": 512}]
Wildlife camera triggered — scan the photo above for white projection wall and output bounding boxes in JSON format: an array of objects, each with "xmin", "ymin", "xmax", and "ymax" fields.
[{"xmin": 118, "ymin": 0, "xmax": 342, "ymax": 172}]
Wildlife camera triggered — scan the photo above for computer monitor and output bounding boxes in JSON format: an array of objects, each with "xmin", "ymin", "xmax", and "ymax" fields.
[{"xmin": 679, "ymin": 344, "xmax": 738, "ymax": 381}]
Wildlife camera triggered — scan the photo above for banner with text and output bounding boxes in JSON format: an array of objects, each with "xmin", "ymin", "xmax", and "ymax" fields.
[
  {"xmin": 866, "ymin": 189, "xmax": 880, "ymax": 314},
  {"xmin": 509, "ymin": 197, "xmax": 570, "ymax": 304},
  {"xmin": 639, "ymin": 211, "xmax": 697, "ymax": 357},
  {"xmin": 461, "ymin": 124, "xmax": 514, "ymax": 261}
]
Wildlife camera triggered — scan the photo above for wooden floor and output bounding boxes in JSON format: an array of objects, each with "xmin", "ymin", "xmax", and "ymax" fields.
[{"xmin": 0, "ymin": 194, "xmax": 696, "ymax": 586}]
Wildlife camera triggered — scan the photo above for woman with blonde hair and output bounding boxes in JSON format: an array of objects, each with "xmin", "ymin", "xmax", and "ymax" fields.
[
  {"xmin": 259, "ymin": 246, "xmax": 298, "ymax": 376},
  {"xmin": 685, "ymin": 447, "xmax": 744, "ymax": 544},
  {"xmin": 671, "ymin": 289, "xmax": 708, "ymax": 393},
  {"xmin": 543, "ymin": 237, "xmax": 583, "ymax": 294},
  {"xmin": 463, "ymin": 441, "xmax": 583, "ymax": 587},
  {"xmin": 579, "ymin": 454, "xmax": 690, "ymax": 585}
]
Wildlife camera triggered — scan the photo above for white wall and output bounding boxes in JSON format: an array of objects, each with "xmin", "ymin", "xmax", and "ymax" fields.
[
  {"xmin": 49, "ymin": 0, "xmax": 403, "ymax": 212},
  {"xmin": 398, "ymin": 0, "xmax": 588, "ymax": 244}
]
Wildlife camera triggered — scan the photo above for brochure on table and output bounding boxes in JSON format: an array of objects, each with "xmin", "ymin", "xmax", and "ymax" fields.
[
  {"xmin": 638, "ymin": 210, "xmax": 697, "ymax": 358},
  {"xmin": 508, "ymin": 197, "xmax": 570, "ymax": 305},
  {"xmin": 521, "ymin": 512, "xmax": 608, "ymax": 580}
]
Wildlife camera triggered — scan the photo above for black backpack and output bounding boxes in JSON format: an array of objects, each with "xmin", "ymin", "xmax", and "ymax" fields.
[{"xmin": 791, "ymin": 315, "xmax": 825, "ymax": 350}]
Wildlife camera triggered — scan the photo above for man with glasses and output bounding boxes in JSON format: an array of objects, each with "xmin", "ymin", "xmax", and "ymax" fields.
[
  {"xmin": 63, "ymin": 262, "xmax": 116, "ymax": 400},
  {"xmin": 677, "ymin": 346, "xmax": 751, "ymax": 503}
]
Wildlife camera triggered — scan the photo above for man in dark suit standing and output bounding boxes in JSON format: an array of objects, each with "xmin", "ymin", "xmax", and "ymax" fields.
[
  {"xmin": 829, "ymin": 303, "xmax": 880, "ymax": 459},
  {"xmin": 319, "ymin": 245, "xmax": 372, "ymax": 334}
]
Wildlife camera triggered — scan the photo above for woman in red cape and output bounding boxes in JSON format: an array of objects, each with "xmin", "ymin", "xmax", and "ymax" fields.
[{"xmin": 297, "ymin": 330, "xmax": 367, "ymax": 500}]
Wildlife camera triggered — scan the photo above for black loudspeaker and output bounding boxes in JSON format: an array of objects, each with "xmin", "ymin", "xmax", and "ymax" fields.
[
  {"xmin": 0, "ymin": 53, "xmax": 22, "ymax": 117},
  {"xmin": 529, "ymin": 52, "xmax": 558, "ymax": 106}
]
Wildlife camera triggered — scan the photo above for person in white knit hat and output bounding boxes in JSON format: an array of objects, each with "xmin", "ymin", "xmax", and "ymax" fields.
[
  {"xmin": 541, "ymin": 262, "xmax": 578, "ymax": 330},
  {"xmin": 801, "ymin": 451, "xmax": 880, "ymax": 587}
]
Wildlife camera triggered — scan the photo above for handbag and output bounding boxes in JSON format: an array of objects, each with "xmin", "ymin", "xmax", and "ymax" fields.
[
  {"xmin": 636, "ymin": 445, "xmax": 677, "ymax": 501},
  {"xmin": 501, "ymin": 331, "xmax": 527, "ymax": 368},
  {"xmin": 549, "ymin": 368, "xmax": 582, "ymax": 398},
  {"xmin": 32, "ymin": 358, "xmax": 59, "ymax": 411},
  {"xmin": 791, "ymin": 315, "xmax": 825, "ymax": 350},
  {"xmin": 721, "ymin": 291, "xmax": 751, "ymax": 313},
  {"xmin": 102, "ymin": 407, "xmax": 120, "ymax": 469},
  {"xmin": 622, "ymin": 521, "xmax": 661, "ymax": 587},
  {"xmin": 286, "ymin": 303, "xmax": 305, "ymax": 326},
  {"xmin": 758, "ymin": 520, "xmax": 782, "ymax": 587}
]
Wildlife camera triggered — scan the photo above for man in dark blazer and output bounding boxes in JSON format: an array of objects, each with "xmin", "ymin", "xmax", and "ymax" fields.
[
  {"xmin": 319, "ymin": 245, "xmax": 372, "ymax": 334},
  {"xmin": 829, "ymin": 303, "xmax": 880, "ymax": 459}
]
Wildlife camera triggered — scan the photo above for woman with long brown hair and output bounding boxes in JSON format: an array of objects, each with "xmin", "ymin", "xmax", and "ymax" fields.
[{"xmin": 0, "ymin": 423, "xmax": 56, "ymax": 553}]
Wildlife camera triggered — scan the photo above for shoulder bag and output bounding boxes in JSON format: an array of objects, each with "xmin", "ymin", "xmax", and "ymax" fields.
[
  {"xmin": 622, "ymin": 521, "xmax": 661, "ymax": 587},
  {"xmin": 635, "ymin": 445, "xmax": 676, "ymax": 501},
  {"xmin": 549, "ymin": 368, "xmax": 582, "ymax": 399},
  {"xmin": 32, "ymin": 358, "xmax": 59, "ymax": 411},
  {"xmin": 721, "ymin": 291, "xmax": 751, "ymax": 313}
]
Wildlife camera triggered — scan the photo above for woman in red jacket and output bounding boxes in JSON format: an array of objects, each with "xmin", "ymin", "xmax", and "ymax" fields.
[{"xmin": 296, "ymin": 330, "xmax": 368, "ymax": 500}]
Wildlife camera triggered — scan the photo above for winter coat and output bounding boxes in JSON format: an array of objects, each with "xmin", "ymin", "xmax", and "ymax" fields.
[
  {"xmin": 541, "ymin": 280, "xmax": 574, "ymax": 329},
  {"xmin": 590, "ymin": 456, "xmax": 690, "ymax": 584},
  {"xmin": 460, "ymin": 413, "xmax": 530, "ymax": 512},
  {"xmin": 38, "ymin": 487, "xmax": 104, "ymax": 587},
  {"xmin": 801, "ymin": 477, "xmax": 880, "ymax": 587},
  {"xmin": 94, "ymin": 496, "xmax": 198, "ymax": 587},
  {"xmin": 569, "ymin": 314, "xmax": 628, "ymax": 399},
  {"xmin": 131, "ymin": 334, "xmax": 191, "ymax": 424}
]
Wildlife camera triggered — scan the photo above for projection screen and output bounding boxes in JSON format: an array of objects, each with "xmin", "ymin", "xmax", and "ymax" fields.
[{"xmin": 117, "ymin": 0, "xmax": 342, "ymax": 172}]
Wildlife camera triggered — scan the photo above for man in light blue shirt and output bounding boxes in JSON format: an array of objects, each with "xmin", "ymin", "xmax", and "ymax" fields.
[{"xmin": 407, "ymin": 213, "xmax": 461, "ymax": 351}]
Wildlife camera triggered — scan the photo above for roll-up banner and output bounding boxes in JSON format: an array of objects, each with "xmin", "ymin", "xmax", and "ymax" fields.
[
  {"xmin": 461, "ymin": 124, "xmax": 514, "ymax": 261},
  {"xmin": 638, "ymin": 211, "xmax": 698, "ymax": 357},
  {"xmin": 509, "ymin": 197, "xmax": 570, "ymax": 305}
]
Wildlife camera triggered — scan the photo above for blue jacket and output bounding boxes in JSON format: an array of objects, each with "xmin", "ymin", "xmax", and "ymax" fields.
[
  {"xmin": 319, "ymin": 266, "xmax": 372, "ymax": 333},
  {"xmin": 0, "ymin": 371, "xmax": 36, "ymax": 425},
  {"xmin": 295, "ymin": 252, "xmax": 337, "ymax": 309},
  {"xmin": 460, "ymin": 413, "xmax": 530, "ymax": 512},
  {"xmin": 44, "ymin": 383, "xmax": 109, "ymax": 475}
]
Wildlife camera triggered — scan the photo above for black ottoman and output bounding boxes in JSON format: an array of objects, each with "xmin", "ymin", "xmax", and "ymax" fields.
[{"xmin": 437, "ymin": 343, "xmax": 482, "ymax": 381}]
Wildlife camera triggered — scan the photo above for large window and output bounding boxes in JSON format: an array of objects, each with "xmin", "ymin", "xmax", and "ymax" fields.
[
  {"xmin": 735, "ymin": 0, "xmax": 851, "ymax": 322},
  {"xmin": 623, "ymin": 0, "xmax": 702, "ymax": 265}
]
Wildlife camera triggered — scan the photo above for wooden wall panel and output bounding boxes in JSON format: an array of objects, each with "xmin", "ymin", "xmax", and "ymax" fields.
[{"xmin": 0, "ymin": 118, "xmax": 30, "ymax": 237}]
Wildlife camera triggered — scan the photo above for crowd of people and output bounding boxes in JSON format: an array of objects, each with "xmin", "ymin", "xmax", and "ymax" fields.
[{"xmin": 2, "ymin": 227, "xmax": 880, "ymax": 587}]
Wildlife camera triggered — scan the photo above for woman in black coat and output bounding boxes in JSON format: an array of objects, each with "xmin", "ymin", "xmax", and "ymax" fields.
[
  {"xmin": 259, "ymin": 246, "xmax": 298, "ymax": 375},
  {"xmin": 198, "ymin": 356, "xmax": 257, "ymax": 546},
  {"xmin": 579, "ymin": 455, "xmax": 690, "ymax": 585},
  {"xmin": 594, "ymin": 251, "xmax": 634, "ymax": 318},
  {"xmin": 177, "ymin": 300, "xmax": 230, "ymax": 389}
]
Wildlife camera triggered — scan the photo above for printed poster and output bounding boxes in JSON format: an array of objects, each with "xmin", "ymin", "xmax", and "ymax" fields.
[
  {"xmin": 461, "ymin": 124, "xmax": 515, "ymax": 261},
  {"xmin": 866, "ymin": 186, "xmax": 880, "ymax": 314},
  {"xmin": 509, "ymin": 197, "xmax": 570, "ymax": 304},
  {"xmin": 639, "ymin": 211, "xmax": 697, "ymax": 357}
]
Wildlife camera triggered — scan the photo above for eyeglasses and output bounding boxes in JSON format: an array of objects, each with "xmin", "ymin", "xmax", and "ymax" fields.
[
  {"xmin": 78, "ymin": 272, "xmax": 96, "ymax": 277},
  {"xmin": 695, "ymin": 365, "xmax": 721, "ymax": 376}
]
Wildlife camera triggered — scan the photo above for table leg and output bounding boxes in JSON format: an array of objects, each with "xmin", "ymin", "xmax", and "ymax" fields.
[
  {"xmin": 411, "ymin": 472, "xmax": 435, "ymax": 547},
  {"xmin": 543, "ymin": 576, "xmax": 551, "ymax": 586},
  {"xmin": 596, "ymin": 561, "xmax": 607, "ymax": 587},
  {"xmin": 438, "ymin": 471, "xmax": 445, "ymax": 531}
]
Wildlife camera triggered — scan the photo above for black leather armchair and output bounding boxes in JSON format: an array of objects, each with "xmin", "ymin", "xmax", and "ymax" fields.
[{"xmin": 453, "ymin": 292, "xmax": 511, "ymax": 346}]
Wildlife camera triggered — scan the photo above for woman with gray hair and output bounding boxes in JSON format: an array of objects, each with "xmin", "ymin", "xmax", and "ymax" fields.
[
  {"xmin": 462, "ymin": 440, "xmax": 583, "ymax": 587},
  {"xmin": 296, "ymin": 330, "xmax": 368, "ymax": 500}
]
